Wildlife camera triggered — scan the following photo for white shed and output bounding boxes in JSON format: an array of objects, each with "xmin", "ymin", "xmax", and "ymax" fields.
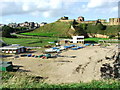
[
  {"xmin": 0, "ymin": 44, "xmax": 26, "ymax": 54},
  {"xmin": 72, "ymin": 36, "xmax": 84, "ymax": 43}
]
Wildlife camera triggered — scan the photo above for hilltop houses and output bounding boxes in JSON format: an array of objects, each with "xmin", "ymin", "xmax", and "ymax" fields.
[
  {"xmin": 8, "ymin": 22, "xmax": 40, "ymax": 28},
  {"xmin": 7, "ymin": 21, "xmax": 48, "ymax": 29}
]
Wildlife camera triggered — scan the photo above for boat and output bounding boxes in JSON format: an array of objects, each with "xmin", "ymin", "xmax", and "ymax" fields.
[{"xmin": 45, "ymin": 48, "xmax": 60, "ymax": 53}]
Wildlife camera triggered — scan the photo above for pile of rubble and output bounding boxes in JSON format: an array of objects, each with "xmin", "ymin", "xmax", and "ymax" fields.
[{"xmin": 100, "ymin": 45, "xmax": 120, "ymax": 79}]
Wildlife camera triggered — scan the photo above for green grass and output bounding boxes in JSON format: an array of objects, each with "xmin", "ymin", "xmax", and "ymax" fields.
[
  {"xmin": 86, "ymin": 24, "xmax": 119, "ymax": 36},
  {"xmin": 20, "ymin": 32, "xmax": 58, "ymax": 37},
  {"xmin": 85, "ymin": 37, "xmax": 120, "ymax": 43},
  {"xmin": 85, "ymin": 38, "xmax": 109, "ymax": 42},
  {"xmin": 2, "ymin": 37, "xmax": 58, "ymax": 47},
  {"xmin": 105, "ymin": 25, "xmax": 119, "ymax": 36},
  {"xmin": 2, "ymin": 72, "xmax": 120, "ymax": 88}
]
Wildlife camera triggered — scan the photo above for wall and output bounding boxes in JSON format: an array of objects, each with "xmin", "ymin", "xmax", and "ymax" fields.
[
  {"xmin": 88, "ymin": 33, "xmax": 109, "ymax": 38},
  {"xmin": 109, "ymin": 18, "xmax": 120, "ymax": 25},
  {"xmin": 59, "ymin": 19, "xmax": 74, "ymax": 22}
]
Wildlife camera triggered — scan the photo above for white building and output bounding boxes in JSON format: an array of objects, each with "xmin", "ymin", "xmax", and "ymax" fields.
[
  {"xmin": 40, "ymin": 22, "xmax": 47, "ymax": 26},
  {"xmin": 8, "ymin": 23, "xmax": 18, "ymax": 28},
  {"xmin": 34, "ymin": 23, "xmax": 40, "ymax": 27},
  {"xmin": 0, "ymin": 24, "xmax": 6, "ymax": 27},
  {"xmin": 72, "ymin": 36, "xmax": 84, "ymax": 43},
  {"xmin": 59, "ymin": 36, "xmax": 84, "ymax": 44},
  {"xmin": 0, "ymin": 44, "xmax": 26, "ymax": 54}
]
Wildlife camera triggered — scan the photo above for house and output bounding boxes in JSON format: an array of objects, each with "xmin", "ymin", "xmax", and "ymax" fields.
[
  {"xmin": 18, "ymin": 23, "xmax": 25, "ymax": 27},
  {"xmin": 18, "ymin": 22, "xmax": 39, "ymax": 28},
  {"xmin": 8, "ymin": 23, "xmax": 18, "ymax": 28},
  {"xmin": 0, "ymin": 44, "xmax": 26, "ymax": 54},
  {"xmin": 29, "ymin": 22, "xmax": 35, "ymax": 28},
  {"xmin": 22, "ymin": 21, "xmax": 30, "ymax": 27},
  {"xmin": 40, "ymin": 22, "xmax": 47, "ymax": 26},
  {"xmin": 34, "ymin": 23, "xmax": 40, "ymax": 28}
]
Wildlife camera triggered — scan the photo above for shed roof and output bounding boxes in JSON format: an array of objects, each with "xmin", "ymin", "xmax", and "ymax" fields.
[
  {"xmin": 0, "ymin": 44, "xmax": 24, "ymax": 50},
  {"xmin": 0, "ymin": 64, "xmax": 12, "ymax": 67}
]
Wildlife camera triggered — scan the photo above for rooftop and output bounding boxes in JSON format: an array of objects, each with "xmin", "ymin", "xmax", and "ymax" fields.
[{"xmin": 0, "ymin": 44, "xmax": 24, "ymax": 49}]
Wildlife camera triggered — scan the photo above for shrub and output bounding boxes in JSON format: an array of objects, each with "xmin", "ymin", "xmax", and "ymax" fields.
[{"xmin": 109, "ymin": 35, "xmax": 115, "ymax": 38}]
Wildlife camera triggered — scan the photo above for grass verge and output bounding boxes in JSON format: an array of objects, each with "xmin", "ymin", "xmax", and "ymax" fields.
[
  {"xmin": 1, "ymin": 72, "xmax": 120, "ymax": 88},
  {"xmin": 84, "ymin": 38, "xmax": 109, "ymax": 42},
  {"xmin": 2, "ymin": 37, "xmax": 58, "ymax": 47}
]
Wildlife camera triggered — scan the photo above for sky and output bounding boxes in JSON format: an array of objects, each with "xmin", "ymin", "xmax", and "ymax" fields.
[{"xmin": 0, "ymin": 0, "xmax": 119, "ymax": 24}]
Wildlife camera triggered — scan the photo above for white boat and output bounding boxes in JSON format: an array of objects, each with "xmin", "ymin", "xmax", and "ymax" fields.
[
  {"xmin": 59, "ymin": 46, "xmax": 66, "ymax": 50},
  {"xmin": 45, "ymin": 48, "xmax": 61, "ymax": 53},
  {"xmin": 45, "ymin": 48, "xmax": 57, "ymax": 53}
]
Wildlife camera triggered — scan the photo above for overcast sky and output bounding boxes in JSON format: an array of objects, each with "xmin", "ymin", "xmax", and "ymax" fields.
[{"xmin": 0, "ymin": 0, "xmax": 119, "ymax": 24}]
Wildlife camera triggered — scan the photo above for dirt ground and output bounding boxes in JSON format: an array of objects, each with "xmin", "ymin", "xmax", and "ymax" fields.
[{"xmin": 3, "ymin": 44, "xmax": 118, "ymax": 84}]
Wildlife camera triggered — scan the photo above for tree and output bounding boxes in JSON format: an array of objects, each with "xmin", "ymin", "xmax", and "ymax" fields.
[
  {"xmin": 74, "ymin": 25, "xmax": 88, "ymax": 37},
  {"xmin": 96, "ymin": 23, "xmax": 106, "ymax": 30},
  {"xmin": 2, "ymin": 26, "xmax": 14, "ymax": 37},
  {"xmin": 79, "ymin": 23, "xmax": 87, "ymax": 30},
  {"xmin": 109, "ymin": 35, "xmax": 115, "ymax": 38}
]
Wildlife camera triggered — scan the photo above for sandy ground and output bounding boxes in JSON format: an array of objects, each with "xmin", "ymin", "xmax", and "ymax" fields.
[{"xmin": 3, "ymin": 44, "xmax": 118, "ymax": 84}]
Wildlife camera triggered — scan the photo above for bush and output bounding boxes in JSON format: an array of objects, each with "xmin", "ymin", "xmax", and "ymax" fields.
[
  {"xmin": 96, "ymin": 23, "xmax": 106, "ymax": 30},
  {"xmin": 109, "ymin": 35, "xmax": 115, "ymax": 38},
  {"xmin": 2, "ymin": 26, "xmax": 14, "ymax": 38}
]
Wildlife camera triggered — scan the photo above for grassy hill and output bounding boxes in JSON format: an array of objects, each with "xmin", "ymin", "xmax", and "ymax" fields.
[
  {"xmin": 20, "ymin": 21, "xmax": 72, "ymax": 38},
  {"xmin": 20, "ymin": 21, "xmax": 120, "ymax": 38}
]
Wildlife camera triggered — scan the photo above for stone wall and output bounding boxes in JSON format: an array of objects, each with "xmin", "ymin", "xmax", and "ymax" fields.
[
  {"xmin": 77, "ymin": 20, "xmax": 97, "ymax": 24},
  {"xmin": 95, "ymin": 34, "xmax": 109, "ymax": 38},
  {"xmin": 59, "ymin": 19, "xmax": 74, "ymax": 22},
  {"xmin": 98, "ymin": 19, "xmax": 107, "ymax": 23},
  {"xmin": 88, "ymin": 33, "xmax": 109, "ymax": 38},
  {"xmin": 77, "ymin": 16, "xmax": 120, "ymax": 25},
  {"xmin": 109, "ymin": 18, "xmax": 120, "ymax": 25}
]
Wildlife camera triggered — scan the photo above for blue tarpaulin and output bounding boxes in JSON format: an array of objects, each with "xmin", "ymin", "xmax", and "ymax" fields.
[
  {"xmin": 84, "ymin": 44, "xmax": 91, "ymax": 46},
  {"xmin": 71, "ymin": 48, "xmax": 78, "ymax": 50},
  {"xmin": 77, "ymin": 46, "xmax": 84, "ymax": 49}
]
